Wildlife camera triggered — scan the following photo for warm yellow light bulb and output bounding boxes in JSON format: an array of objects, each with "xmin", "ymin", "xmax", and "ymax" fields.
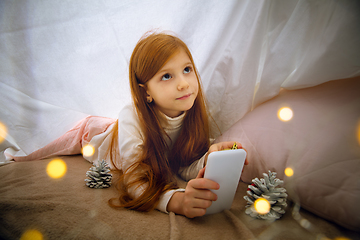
[
  {"xmin": 0, "ymin": 121, "xmax": 7, "ymax": 144},
  {"xmin": 46, "ymin": 159, "xmax": 67, "ymax": 179},
  {"xmin": 254, "ymin": 198, "xmax": 271, "ymax": 215},
  {"xmin": 20, "ymin": 229, "xmax": 43, "ymax": 240},
  {"xmin": 278, "ymin": 107, "xmax": 293, "ymax": 122},
  {"xmin": 82, "ymin": 144, "xmax": 95, "ymax": 157},
  {"xmin": 285, "ymin": 167, "xmax": 294, "ymax": 177}
]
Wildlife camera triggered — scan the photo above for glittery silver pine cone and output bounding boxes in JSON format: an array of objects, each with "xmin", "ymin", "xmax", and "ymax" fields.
[
  {"xmin": 244, "ymin": 171, "xmax": 287, "ymax": 220},
  {"xmin": 85, "ymin": 159, "xmax": 112, "ymax": 189}
]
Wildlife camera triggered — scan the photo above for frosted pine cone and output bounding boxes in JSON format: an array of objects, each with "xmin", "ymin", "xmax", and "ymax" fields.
[
  {"xmin": 85, "ymin": 159, "xmax": 112, "ymax": 188},
  {"xmin": 244, "ymin": 171, "xmax": 287, "ymax": 220}
]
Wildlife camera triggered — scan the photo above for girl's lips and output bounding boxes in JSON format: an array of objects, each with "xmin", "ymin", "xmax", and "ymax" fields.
[{"xmin": 176, "ymin": 93, "xmax": 191, "ymax": 100}]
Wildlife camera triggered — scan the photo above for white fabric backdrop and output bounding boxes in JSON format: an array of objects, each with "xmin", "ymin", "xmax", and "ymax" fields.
[{"xmin": 1, "ymin": 0, "xmax": 359, "ymax": 162}]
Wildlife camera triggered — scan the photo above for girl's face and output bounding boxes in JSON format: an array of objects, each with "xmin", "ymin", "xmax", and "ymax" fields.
[{"xmin": 145, "ymin": 49, "xmax": 199, "ymax": 118}]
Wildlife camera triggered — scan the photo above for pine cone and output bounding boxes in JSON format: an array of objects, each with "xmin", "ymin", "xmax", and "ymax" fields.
[
  {"xmin": 244, "ymin": 171, "xmax": 287, "ymax": 220},
  {"xmin": 85, "ymin": 159, "xmax": 112, "ymax": 189}
]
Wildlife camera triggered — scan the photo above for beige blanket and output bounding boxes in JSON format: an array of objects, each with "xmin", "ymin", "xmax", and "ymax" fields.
[{"xmin": 0, "ymin": 155, "xmax": 358, "ymax": 240}]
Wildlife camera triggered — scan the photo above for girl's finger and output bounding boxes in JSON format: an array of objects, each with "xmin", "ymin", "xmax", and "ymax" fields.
[
  {"xmin": 196, "ymin": 189, "xmax": 218, "ymax": 202},
  {"xmin": 189, "ymin": 177, "xmax": 219, "ymax": 191},
  {"xmin": 192, "ymin": 198, "xmax": 213, "ymax": 209},
  {"xmin": 237, "ymin": 143, "xmax": 249, "ymax": 165},
  {"xmin": 183, "ymin": 206, "xmax": 207, "ymax": 218},
  {"xmin": 235, "ymin": 141, "xmax": 243, "ymax": 149},
  {"xmin": 196, "ymin": 167, "xmax": 206, "ymax": 178}
]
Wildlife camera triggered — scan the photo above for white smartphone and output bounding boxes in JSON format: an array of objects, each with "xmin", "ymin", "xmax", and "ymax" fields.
[{"xmin": 203, "ymin": 148, "xmax": 246, "ymax": 215}]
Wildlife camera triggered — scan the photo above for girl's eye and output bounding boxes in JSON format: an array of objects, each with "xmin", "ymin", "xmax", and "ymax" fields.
[
  {"xmin": 184, "ymin": 66, "xmax": 191, "ymax": 74},
  {"xmin": 161, "ymin": 73, "xmax": 172, "ymax": 81}
]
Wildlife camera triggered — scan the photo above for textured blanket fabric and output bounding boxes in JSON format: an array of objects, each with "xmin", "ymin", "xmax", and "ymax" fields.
[{"xmin": 0, "ymin": 156, "xmax": 358, "ymax": 240}]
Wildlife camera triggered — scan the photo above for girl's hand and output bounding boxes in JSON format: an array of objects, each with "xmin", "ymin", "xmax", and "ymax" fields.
[
  {"xmin": 167, "ymin": 167, "xmax": 219, "ymax": 218},
  {"xmin": 204, "ymin": 141, "xmax": 249, "ymax": 166}
]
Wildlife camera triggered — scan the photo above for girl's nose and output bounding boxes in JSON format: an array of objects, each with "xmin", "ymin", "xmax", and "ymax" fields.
[{"xmin": 177, "ymin": 77, "xmax": 189, "ymax": 91}]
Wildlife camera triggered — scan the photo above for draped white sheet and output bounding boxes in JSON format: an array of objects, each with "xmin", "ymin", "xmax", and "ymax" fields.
[{"xmin": 1, "ymin": 0, "xmax": 359, "ymax": 162}]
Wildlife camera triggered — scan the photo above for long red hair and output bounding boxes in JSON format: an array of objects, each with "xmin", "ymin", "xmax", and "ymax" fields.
[{"xmin": 108, "ymin": 32, "xmax": 210, "ymax": 212}]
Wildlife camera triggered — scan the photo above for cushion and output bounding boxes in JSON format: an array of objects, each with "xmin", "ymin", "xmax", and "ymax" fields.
[{"xmin": 214, "ymin": 77, "xmax": 360, "ymax": 231}]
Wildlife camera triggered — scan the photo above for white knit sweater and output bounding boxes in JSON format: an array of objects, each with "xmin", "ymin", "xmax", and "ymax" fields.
[{"xmin": 84, "ymin": 104, "xmax": 206, "ymax": 213}]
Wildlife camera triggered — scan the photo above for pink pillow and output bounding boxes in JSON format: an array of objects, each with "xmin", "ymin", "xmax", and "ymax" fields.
[{"xmin": 214, "ymin": 77, "xmax": 360, "ymax": 231}]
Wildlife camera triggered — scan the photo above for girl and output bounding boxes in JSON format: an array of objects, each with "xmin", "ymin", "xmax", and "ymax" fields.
[
  {"xmin": 9, "ymin": 31, "xmax": 248, "ymax": 218},
  {"xmin": 106, "ymin": 32, "xmax": 248, "ymax": 218}
]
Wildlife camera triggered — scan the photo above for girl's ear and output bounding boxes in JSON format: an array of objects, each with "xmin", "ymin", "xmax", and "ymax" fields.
[
  {"xmin": 139, "ymin": 84, "xmax": 153, "ymax": 103},
  {"xmin": 146, "ymin": 96, "xmax": 153, "ymax": 103}
]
